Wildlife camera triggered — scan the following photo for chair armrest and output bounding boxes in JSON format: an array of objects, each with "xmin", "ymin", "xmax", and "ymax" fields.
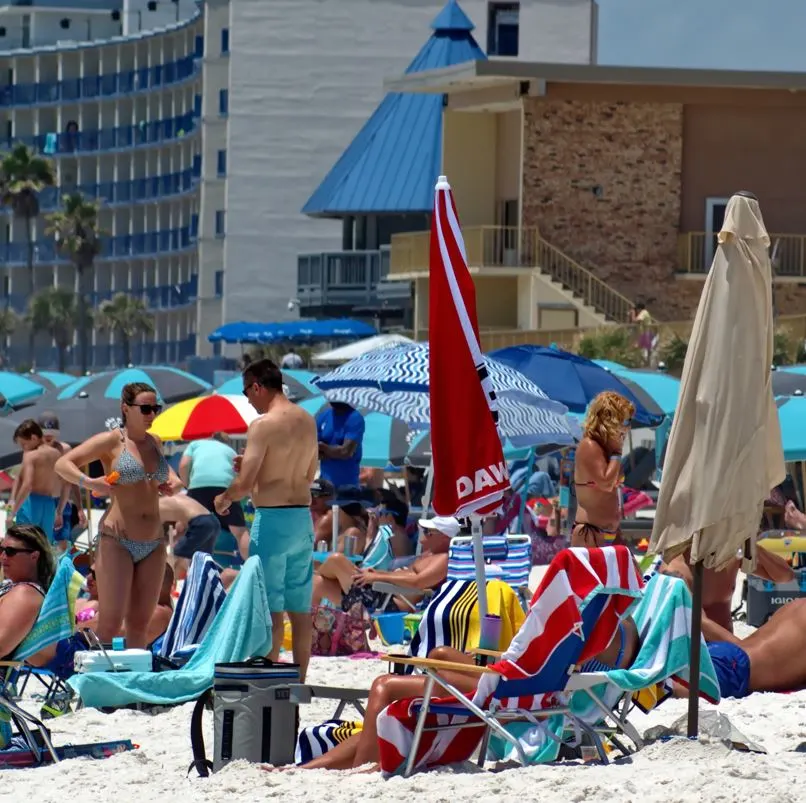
[
  {"xmin": 381, "ymin": 653, "xmax": 495, "ymax": 675},
  {"xmin": 0, "ymin": 661, "xmax": 22, "ymax": 669},
  {"xmin": 474, "ymin": 648, "xmax": 503, "ymax": 659}
]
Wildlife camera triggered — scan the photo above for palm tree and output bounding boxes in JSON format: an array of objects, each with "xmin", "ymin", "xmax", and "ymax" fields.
[
  {"xmin": 0, "ymin": 143, "xmax": 56, "ymax": 365},
  {"xmin": 96, "ymin": 293, "xmax": 155, "ymax": 366},
  {"xmin": 0, "ymin": 307, "xmax": 17, "ymax": 368},
  {"xmin": 46, "ymin": 194, "xmax": 103, "ymax": 375},
  {"xmin": 27, "ymin": 287, "xmax": 84, "ymax": 372}
]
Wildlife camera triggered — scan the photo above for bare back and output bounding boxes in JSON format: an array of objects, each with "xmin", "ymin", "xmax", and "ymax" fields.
[
  {"xmin": 27, "ymin": 444, "xmax": 63, "ymax": 496},
  {"xmin": 159, "ymin": 494, "xmax": 210, "ymax": 524},
  {"xmin": 574, "ymin": 437, "xmax": 621, "ymax": 530},
  {"xmin": 251, "ymin": 401, "xmax": 318, "ymax": 507}
]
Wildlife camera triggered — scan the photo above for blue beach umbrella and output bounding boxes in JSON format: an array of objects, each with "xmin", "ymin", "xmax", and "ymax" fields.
[
  {"xmin": 490, "ymin": 345, "xmax": 664, "ymax": 428},
  {"xmin": 216, "ymin": 369, "xmax": 321, "ymax": 402},
  {"xmin": 35, "ymin": 371, "xmax": 76, "ymax": 389},
  {"xmin": 0, "ymin": 372, "xmax": 46, "ymax": 407},
  {"xmin": 58, "ymin": 366, "xmax": 211, "ymax": 404},
  {"xmin": 607, "ymin": 368, "xmax": 680, "ymax": 418},
  {"xmin": 777, "ymin": 395, "xmax": 806, "ymax": 462}
]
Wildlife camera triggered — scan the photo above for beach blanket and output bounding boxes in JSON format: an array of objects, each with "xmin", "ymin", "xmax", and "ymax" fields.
[
  {"xmin": 157, "ymin": 552, "xmax": 226, "ymax": 659},
  {"xmin": 14, "ymin": 556, "xmax": 83, "ymax": 661},
  {"xmin": 486, "ymin": 571, "xmax": 722, "ymax": 764},
  {"xmin": 377, "ymin": 546, "xmax": 643, "ymax": 774},
  {"xmin": 67, "ymin": 557, "xmax": 271, "ymax": 708},
  {"xmin": 408, "ymin": 579, "xmax": 525, "ymax": 662}
]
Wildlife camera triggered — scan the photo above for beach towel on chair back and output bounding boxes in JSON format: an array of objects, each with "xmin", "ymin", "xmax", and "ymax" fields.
[{"xmin": 377, "ymin": 546, "xmax": 643, "ymax": 774}]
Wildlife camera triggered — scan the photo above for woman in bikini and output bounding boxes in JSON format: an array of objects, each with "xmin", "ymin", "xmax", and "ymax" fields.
[
  {"xmin": 54, "ymin": 382, "xmax": 182, "ymax": 648},
  {"xmin": 572, "ymin": 391, "xmax": 636, "ymax": 549}
]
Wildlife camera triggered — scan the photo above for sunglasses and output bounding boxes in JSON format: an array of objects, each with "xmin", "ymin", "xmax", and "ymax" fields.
[
  {"xmin": 242, "ymin": 382, "xmax": 258, "ymax": 397},
  {"xmin": 130, "ymin": 403, "xmax": 163, "ymax": 415},
  {"xmin": 0, "ymin": 546, "xmax": 36, "ymax": 557}
]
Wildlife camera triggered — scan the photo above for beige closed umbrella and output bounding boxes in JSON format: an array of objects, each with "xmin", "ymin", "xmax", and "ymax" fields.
[{"xmin": 650, "ymin": 191, "xmax": 785, "ymax": 734}]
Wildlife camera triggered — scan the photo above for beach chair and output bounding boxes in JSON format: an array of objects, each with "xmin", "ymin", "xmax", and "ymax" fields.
[
  {"xmin": 155, "ymin": 552, "xmax": 226, "ymax": 666},
  {"xmin": 372, "ymin": 535, "xmax": 532, "ymax": 644},
  {"xmin": 378, "ymin": 547, "xmax": 721, "ymax": 776}
]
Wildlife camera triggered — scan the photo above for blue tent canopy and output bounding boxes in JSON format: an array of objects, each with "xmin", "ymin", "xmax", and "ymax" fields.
[{"xmin": 207, "ymin": 319, "xmax": 376, "ymax": 345}]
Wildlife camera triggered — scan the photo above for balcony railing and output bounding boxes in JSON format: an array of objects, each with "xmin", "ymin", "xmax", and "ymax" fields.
[
  {"xmin": 297, "ymin": 247, "xmax": 410, "ymax": 308},
  {"xmin": 2, "ymin": 111, "xmax": 197, "ymax": 157},
  {"xmin": 678, "ymin": 232, "xmax": 806, "ymax": 276},
  {"xmin": 0, "ymin": 55, "xmax": 200, "ymax": 108},
  {"xmin": 1, "ymin": 168, "xmax": 198, "ymax": 213},
  {"xmin": 3, "ymin": 278, "xmax": 198, "ymax": 314},
  {"xmin": 390, "ymin": 225, "xmax": 633, "ymax": 324},
  {"xmin": 1, "ymin": 226, "xmax": 194, "ymax": 265}
]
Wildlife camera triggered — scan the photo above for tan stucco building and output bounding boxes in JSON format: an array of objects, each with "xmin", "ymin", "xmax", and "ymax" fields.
[{"xmin": 384, "ymin": 60, "xmax": 806, "ymax": 339}]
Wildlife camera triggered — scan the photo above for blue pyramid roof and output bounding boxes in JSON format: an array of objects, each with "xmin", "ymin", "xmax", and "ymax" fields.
[{"xmin": 302, "ymin": 0, "xmax": 486, "ymax": 217}]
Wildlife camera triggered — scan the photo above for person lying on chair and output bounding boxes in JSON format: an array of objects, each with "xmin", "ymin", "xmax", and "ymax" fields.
[{"xmin": 310, "ymin": 516, "xmax": 457, "ymax": 614}]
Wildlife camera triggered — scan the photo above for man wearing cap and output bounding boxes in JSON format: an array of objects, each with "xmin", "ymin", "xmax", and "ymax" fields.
[
  {"xmin": 312, "ymin": 514, "xmax": 459, "ymax": 612},
  {"xmin": 37, "ymin": 412, "xmax": 86, "ymax": 550}
]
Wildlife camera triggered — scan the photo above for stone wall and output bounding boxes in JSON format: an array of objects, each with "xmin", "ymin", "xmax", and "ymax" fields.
[{"xmin": 522, "ymin": 98, "xmax": 691, "ymax": 319}]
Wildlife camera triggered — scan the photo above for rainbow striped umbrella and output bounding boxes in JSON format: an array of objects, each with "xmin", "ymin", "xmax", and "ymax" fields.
[{"xmin": 149, "ymin": 395, "xmax": 257, "ymax": 441}]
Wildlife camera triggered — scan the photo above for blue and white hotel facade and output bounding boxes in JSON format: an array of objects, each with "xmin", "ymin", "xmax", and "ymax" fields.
[
  {"xmin": 0, "ymin": 0, "xmax": 228, "ymax": 368},
  {"xmin": 1, "ymin": 0, "xmax": 597, "ymax": 369}
]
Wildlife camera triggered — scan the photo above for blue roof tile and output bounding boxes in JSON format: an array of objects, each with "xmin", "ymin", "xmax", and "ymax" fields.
[{"xmin": 302, "ymin": 0, "xmax": 486, "ymax": 217}]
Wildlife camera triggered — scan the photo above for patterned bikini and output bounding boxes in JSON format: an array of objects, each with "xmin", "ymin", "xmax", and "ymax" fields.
[{"xmin": 98, "ymin": 430, "xmax": 170, "ymax": 564}]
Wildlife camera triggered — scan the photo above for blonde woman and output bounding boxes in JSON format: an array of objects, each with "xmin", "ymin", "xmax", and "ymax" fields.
[{"xmin": 572, "ymin": 391, "xmax": 636, "ymax": 548}]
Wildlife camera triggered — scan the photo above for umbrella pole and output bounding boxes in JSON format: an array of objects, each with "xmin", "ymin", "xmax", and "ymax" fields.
[
  {"xmin": 799, "ymin": 461, "xmax": 806, "ymax": 511},
  {"xmin": 421, "ymin": 459, "xmax": 435, "ymax": 516},
  {"xmin": 470, "ymin": 515, "xmax": 488, "ymax": 620},
  {"xmin": 687, "ymin": 557, "xmax": 704, "ymax": 738}
]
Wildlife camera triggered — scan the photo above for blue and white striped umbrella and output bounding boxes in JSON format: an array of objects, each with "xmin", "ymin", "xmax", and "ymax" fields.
[{"xmin": 315, "ymin": 342, "xmax": 579, "ymax": 450}]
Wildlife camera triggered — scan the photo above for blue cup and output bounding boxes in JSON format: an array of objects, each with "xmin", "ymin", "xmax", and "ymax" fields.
[{"xmin": 112, "ymin": 636, "xmax": 126, "ymax": 651}]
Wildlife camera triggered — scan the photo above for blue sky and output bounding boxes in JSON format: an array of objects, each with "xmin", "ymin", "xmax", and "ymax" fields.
[{"xmin": 598, "ymin": 0, "xmax": 806, "ymax": 71}]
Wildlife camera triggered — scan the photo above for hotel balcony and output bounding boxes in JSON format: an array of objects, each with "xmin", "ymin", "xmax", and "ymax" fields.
[
  {"xmin": 297, "ymin": 247, "xmax": 411, "ymax": 317},
  {"xmin": 678, "ymin": 232, "xmax": 806, "ymax": 276}
]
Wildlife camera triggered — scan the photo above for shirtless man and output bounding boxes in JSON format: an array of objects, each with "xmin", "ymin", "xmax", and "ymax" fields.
[
  {"xmin": 37, "ymin": 412, "xmax": 87, "ymax": 552},
  {"xmin": 159, "ymin": 493, "xmax": 221, "ymax": 576},
  {"xmin": 214, "ymin": 358, "xmax": 318, "ymax": 681},
  {"xmin": 7, "ymin": 420, "xmax": 63, "ymax": 543},
  {"xmin": 571, "ymin": 391, "xmax": 635, "ymax": 548}
]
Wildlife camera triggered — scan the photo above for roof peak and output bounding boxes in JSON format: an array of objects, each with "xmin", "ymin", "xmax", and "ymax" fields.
[{"xmin": 431, "ymin": 0, "xmax": 475, "ymax": 33}]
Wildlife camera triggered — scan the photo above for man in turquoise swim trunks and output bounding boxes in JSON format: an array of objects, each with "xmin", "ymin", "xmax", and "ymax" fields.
[
  {"xmin": 215, "ymin": 359, "xmax": 319, "ymax": 681},
  {"xmin": 7, "ymin": 420, "xmax": 62, "ymax": 544}
]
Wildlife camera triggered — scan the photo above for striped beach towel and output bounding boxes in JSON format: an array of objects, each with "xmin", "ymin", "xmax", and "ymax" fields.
[
  {"xmin": 158, "ymin": 552, "xmax": 225, "ymax": 659},
  {"xmin": 377, "ymin": 546, "xmax": 643, "ymax": 774},
  {"xmin": 446, "ymin": 536, "xmax": 531, "ymax": 588},
  {"xmin": 13, "ymin": 556, "xmax": 83, "ymax": 661},
  {"xmin": 296, "ymin": 720, "xmax": 363, "ymax": 764}
]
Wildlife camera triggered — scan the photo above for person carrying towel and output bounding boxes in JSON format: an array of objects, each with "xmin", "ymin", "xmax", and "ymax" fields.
[{"xmin": 214, "ymin": 358, "xmax": 319, "ymax": 682}]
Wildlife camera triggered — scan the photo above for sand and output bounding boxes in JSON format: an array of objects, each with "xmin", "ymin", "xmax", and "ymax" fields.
[{"xmin": 3, "ymin": 512, "xmax": 806, "ymax": 800}]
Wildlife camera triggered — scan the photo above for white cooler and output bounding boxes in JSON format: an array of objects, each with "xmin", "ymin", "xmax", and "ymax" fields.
[{"xmin": 74, "ymin": 648, "xmax": 154, "ymax": 674}]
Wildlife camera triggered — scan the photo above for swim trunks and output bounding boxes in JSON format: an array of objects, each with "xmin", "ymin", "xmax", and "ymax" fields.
[
  {"xmin": 16, "ymin": 493, "xmax": 57, "ymax": 543},
  {"xmin": 250, "ymin": 506, "xmax": 314, "ymax": 613},
  {"xmin": 53, "ymin": 501, "xmax": 73, "ymax": 543},
  {"xmin": 707, "ymin": 641, "xmax": 751, "ymax": 699}
]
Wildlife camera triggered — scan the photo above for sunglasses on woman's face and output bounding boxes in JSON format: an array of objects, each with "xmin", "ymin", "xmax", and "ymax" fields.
[
  {"xmin": 131, "ymin": 403, "xmax": 162, "ymax": 416},
  {"xmin": 0, "ymin": 546, "xmax": 36, "ymax": 558}
]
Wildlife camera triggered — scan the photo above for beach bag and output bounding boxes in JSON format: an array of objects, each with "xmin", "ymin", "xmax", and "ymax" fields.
[
  {"xmin": 189, "ymin": 658, "xmax": 301, "ymax": 775},
  {"xmin": 310, "ymin": 604, "xmax": 371, "ymax": 657}
]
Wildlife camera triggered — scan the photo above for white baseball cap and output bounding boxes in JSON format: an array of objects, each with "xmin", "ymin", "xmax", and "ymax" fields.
[{"xmin": 418, "ymin": 515, "xmax": 461, "ymax": 538}]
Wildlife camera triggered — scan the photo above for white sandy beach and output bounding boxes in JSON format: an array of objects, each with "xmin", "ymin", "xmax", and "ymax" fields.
[{"xmin": 3, "ymin": 511, "xmax": 806, "ymax": 801}]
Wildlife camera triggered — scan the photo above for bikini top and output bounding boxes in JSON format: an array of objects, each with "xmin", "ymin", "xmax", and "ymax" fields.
[{"xmin": 114, "ymin": 429, "xmax": 170, "ymax": 485}]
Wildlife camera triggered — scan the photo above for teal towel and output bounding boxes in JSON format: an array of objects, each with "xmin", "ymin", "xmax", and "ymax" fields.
[
  {"xmin": 14, "ymin": 555, "xmax": 84, "ymax": 661},
  {"xmin": 489, "ymin": 572, "xmax": 721, "ymax": 764},
  {"xmin": 68, "ymin": 557, "xmax": 272, "ymax": 708}
]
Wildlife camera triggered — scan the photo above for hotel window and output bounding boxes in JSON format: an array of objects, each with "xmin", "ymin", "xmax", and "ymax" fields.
[
  {"xmin": 215, "ymin": 210, "xmax": 226, "ymax": 237},
  {"xmin": 487, "ymin": 2, "xmax": 520, "ymax": 57},
  {"xmin": 218, "ymin": 88, "xmax": 229, "ymax": 116},
  {"xmin": 217, "ymin": 149, "xmax": 227, "ymax": 176},
  {"xmin": 221, "ymin": 27, "xmax": 230, "ymax": 54}
]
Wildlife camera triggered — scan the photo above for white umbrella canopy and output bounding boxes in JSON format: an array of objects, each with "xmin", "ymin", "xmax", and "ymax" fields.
[{"xmin": 650, "ymin": 193, "xmax": 785, "ymax": 570}]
